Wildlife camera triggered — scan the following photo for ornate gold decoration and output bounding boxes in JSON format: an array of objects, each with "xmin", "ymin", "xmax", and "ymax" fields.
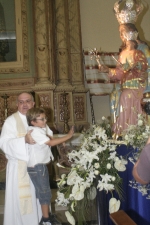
[
  {"xmin": 60, "ymin": 92, "xmax": 70, "ymax": 134},
  {"xmin": 73, "ymin": 95, "xmax": 85, "ymax": 121},
  {"xmin": 0, "ymin": 79, "xmax": 34, "ymax": 89},
  {"xmin": 1, "ymin": 94, "xmax": 9, "ymax": 120},
  {"xmin": 36, "ymin": 92, "xmax": 54, "ymax": 125},
  {"xmin": 0, "ymin": 153, "xmax": 7, "ymax": 172}
]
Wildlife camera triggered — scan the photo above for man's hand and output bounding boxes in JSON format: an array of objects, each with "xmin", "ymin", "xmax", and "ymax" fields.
[{"xmin": 25, "ymin": 130, "xmax": 36, "ymax": 144}]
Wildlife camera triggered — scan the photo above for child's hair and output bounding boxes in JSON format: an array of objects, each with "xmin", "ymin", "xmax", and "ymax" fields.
[{"xmin": 26, "ymin": 108, "xmax": 46, "ymax": 126}]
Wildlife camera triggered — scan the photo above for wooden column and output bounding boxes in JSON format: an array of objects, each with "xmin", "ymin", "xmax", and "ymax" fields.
[{"xmin": 33, "ymin": 0, "xmax": 52, "ymax": 83}]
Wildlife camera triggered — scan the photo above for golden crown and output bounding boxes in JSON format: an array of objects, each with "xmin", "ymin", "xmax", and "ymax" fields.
[{"xmin": 114, "ymin": 0, "xmax": 143, "ymax": 25}]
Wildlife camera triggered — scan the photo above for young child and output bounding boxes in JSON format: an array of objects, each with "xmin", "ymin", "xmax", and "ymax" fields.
[{"xmin": 26, "ymin": 108, "xmax": 74, "ymax": 225}]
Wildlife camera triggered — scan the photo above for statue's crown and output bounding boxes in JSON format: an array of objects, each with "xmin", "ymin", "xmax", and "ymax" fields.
[{"xmin": 114, "ymin": 0, "xmax": 143, "ymax": 25}]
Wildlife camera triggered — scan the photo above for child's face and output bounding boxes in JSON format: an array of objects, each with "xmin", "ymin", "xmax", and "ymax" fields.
[{"xmin": 31, "ymin": 113, "xmax": 47, "ymax": 128}]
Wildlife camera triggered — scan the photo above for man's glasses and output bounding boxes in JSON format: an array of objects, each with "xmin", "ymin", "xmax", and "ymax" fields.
[{"xmin": 36, "ymin": 118, "xmax": 47, "ymax": 122}]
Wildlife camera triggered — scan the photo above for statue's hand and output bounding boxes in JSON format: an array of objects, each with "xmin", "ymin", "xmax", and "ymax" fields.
[
  {"xmin": 139, "ymin": 72, "xmax": 148, "ymax": 84},
  {"xmin": 98, "ymin": 65, "xmax": 109, "ymax": 73}
]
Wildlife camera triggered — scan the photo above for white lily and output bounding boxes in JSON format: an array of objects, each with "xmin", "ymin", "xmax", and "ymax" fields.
[
  {"xmin": 71, "ymin": 201, "xmax": 76, "ymax": 212},
  {"xmin": 71, "ymin": 184, "xmax": 85, "ymax": 200},
  {"xmin": 109, "ymin": 198, "xmax": 120, "ymax": 213},
  {"xmin": 97, "ymin": 180, "xmax": 114, "ymax": 192},
  {"xmin": 67, "ymin": 170, "xmax": 77, "ymax": 185},
  {"xmin": 56, "ymin": 163, "xmax": 65, "ymax": 168},
  {"xmin": 138, "ymin": 119, "xmax": 143, "ymax": 126},
  {"xmin": 108, "ymin": 151, "xmax": 116, "ymax": 160},
  {"xmin": 94, "ymin": 163, "xmax": 100, "ymax": 169},
  {"xmin": 107, "ymin": 163, "xmax": 111, "ymax": 169},
  {"xmin": 114, "ymin": 159, "xmax": 126, "ymax": 171},
  {"xmin": 65, "ymin": 211, "xmax": 75, "ymax": 225},
  {"xmin": 56, "ymin": 192, "xmax": 69, "ymax": 206},
  {"xmin": 94, "ymin": 170, "xmax": 99, "ymax": 175},
  {"xmin": 100, "ymin": 174, "xmax": 112, "ymax": 183}
]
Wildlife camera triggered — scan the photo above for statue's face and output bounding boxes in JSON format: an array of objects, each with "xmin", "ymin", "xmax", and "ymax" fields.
[{"xmin": 119, "ymin": 24, "xmax": 129, "ymax": 42}]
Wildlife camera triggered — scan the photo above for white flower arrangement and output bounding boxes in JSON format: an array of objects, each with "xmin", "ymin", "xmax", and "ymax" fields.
[
  {"xmin": 56, "ymin": 117, "xmax": 127, "ymax": 224},
  {"xmin": 122, "ymin": 113, "xmax": 150, "ymax": 198},
  {"xmin": 122, "ymin": 114, "xmax": 150, "ymax": 155}
]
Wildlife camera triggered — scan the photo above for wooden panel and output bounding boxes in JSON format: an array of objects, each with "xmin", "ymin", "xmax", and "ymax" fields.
[{"xmin": 110, "ymin": 210, "xmax": 137, "ymax": 225}]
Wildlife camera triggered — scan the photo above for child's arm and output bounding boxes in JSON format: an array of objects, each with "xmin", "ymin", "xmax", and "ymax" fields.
[
  {"xmin": 47, "ymin": 135, "xmax": 53, "ymax": 140},
  {"xmin": 45, "ymin": 126, "xmax": 74, "ymax": 146}
]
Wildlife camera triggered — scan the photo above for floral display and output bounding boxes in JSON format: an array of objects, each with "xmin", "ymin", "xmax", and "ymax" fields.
[
  {"xmin": 122, "ymin": 114, "xmax": 150, "ymax": 198},
  {"xmin": 56, "ymin": 117, "xmax": 127, "ymax": 225},
  {"xmin": 122, "ymin": 114, "xmax": 150, "ymax": 157}
]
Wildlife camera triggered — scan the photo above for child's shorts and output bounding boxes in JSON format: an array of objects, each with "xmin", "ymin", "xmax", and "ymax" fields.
[{"xmin": 27, "ymin": 164, "xmax": 51, "ymax": 205}]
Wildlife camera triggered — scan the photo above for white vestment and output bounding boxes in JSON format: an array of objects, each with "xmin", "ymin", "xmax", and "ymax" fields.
[{"xmin": 0, "ymin": 111, "xmax": 42, "ymax": 225}]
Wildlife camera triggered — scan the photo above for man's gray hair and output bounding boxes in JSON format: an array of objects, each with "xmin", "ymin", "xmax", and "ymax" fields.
[{"xmin": 16, "ymin": 92, "xmax": 34, "ymax": 102}]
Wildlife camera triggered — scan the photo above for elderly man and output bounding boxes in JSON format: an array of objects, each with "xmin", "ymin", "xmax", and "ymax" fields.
[{"xmin": 0, "ymin": 92, "xmax": 41, "ymax": 225}]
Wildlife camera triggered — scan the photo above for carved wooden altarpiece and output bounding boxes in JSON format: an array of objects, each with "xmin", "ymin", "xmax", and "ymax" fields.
[{"xmin": 0, "ymin": 0, "xmax": 88, "ymax": 132}]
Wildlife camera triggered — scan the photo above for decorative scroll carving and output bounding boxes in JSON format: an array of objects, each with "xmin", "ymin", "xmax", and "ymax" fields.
[
  {"xmin": 1, "ymin": 94, "xmax": 9, "ymax": 120},
  {"xmin": 0, "ymin": 97, "xmax": 5, "ymax": 128},
  {"xmin": 37, "ymin": 92, "xmax": 54, "ymax": 124},
  {"xmin": 53, "ymin": 92, "xmax": 73, "ymax": 133},
  {"xmin": 39, "ymin": 94, "xmax": 51, "ymax": 108},
  {"xmin": 0, "ymin": 153, "xmax": 7, "ymax": 172},
  {"xmin": 60, "ymin": 92, "xmax": 70, "ymax": 133},
  {"xmin": 57, "ymin": 49, "xmax": 69, "ymax": 80},
  {"xmin": 0, "ymin": 79, "xmax": 34, "ymax": 89},
  {"xmin": 0, "ymin": 95, "xmax": 18, "ymax": 128},
  {"xmin": 59, "ymin": 93, "xmax": 70, "ymax": 122},
  {"xmin": 7, "ymin": 95, "xmax": 18, "ymax": 116},
  {"xmin": 73, "ymin": 95, "xmax": 85, "ymax": 121}
]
